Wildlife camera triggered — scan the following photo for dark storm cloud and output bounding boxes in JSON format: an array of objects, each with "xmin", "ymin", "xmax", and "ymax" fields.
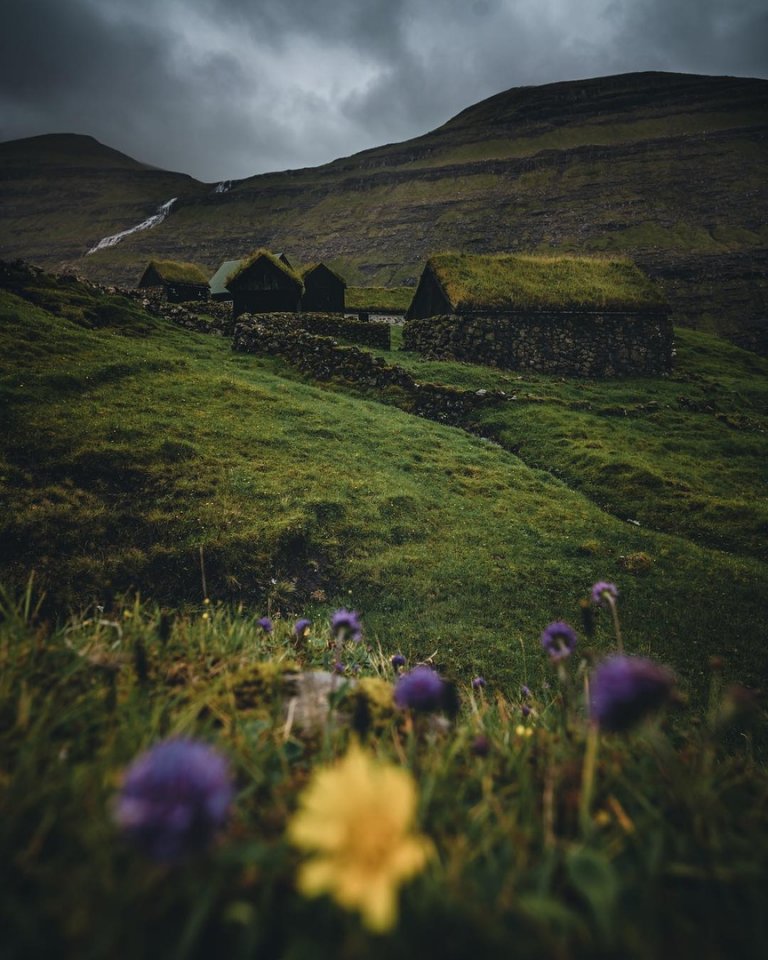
[{"xmin": 1, "ymin": 0, "xmax": 766, "ymax": 181}]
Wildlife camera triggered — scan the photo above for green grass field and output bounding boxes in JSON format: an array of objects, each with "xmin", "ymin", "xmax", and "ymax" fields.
[
  {"xmin": 2, "ymin": 270, "xmax": 767, "ymax": 958},
  {"xmin": 2, "ymin": 273, "xmax": 767, "ymax": 696}
]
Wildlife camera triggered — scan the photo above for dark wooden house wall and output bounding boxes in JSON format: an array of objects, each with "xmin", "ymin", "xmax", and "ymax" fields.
[
  {"xmin": 166, "ymin": 283, "xmax": 209, "ymax": 303},
  {"xmin": 302, "ymin": 267, "xmax": 345, "ymax": 312},
  {"xmin": 405, "ymin": 268, "xmax": 452, "ymax": 319},
  {"xmin": 229, "ymin": 258, "xmax": 302, "ymax": 318},
  {"xmin": 138, "ymin": 265, "xmax": 164, "ymax": 289}
]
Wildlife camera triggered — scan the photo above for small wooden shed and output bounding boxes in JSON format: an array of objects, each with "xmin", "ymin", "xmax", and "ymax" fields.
[
  {"xmin": 226, "ymin": 250, "xmax": 304, "ymax": 318},
  {"xmin": 137, "ymin": 260, "xmax": 210, "ymax": 303},
  {"xmin": 301, "ymin": 263, "xmax": 346, "ymax": 312}
]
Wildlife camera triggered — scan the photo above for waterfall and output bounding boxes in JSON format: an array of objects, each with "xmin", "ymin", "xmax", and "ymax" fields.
[{"xmin": 86, "ymin": 197, "xmax": 178, "ymax": 255}]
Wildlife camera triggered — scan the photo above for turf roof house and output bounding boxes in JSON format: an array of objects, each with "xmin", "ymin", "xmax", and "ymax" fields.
[
  {"xmin": 210, "ymin": 253, "xmax": 293, "ymax": 302},
  {"xmin": 404, "ymin": 253, "xmax": 674, "ymax": 377},
  {"xmin": 300, "ymin": 263, "xmax": 346, "ymax": 312},
  {"xmin": 137, "ymin": 260, "xmax": 210, "ymax": 303},
  {"xmin": 226, "ymin": 251, "xmax": 304, "ymax": 317}
]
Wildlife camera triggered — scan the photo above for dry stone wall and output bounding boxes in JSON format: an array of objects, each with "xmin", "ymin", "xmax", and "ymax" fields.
[
  {"xmin": 233, "ymin": 314, "xmax": 504, "ymax": 425},
  {"xmin": 402, "ymin": 311, "xmax": 675, "ymax": 377}
]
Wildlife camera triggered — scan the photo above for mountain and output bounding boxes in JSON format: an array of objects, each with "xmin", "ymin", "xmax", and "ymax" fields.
[{"xmin": 1, "ymin": 72, "xmax": 767, "ymax": 345}]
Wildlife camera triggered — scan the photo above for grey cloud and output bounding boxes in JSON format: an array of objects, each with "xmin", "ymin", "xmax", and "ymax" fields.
[{"xmin": 1, "ymin": 0, "xmax": 766, "ymax": 181}]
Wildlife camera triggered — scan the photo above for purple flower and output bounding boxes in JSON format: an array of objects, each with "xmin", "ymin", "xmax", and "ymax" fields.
[
  {"xmin": 394, "ymin": 665, "xmax": 445, "ymax": 713},
  {"xmin": 521, "ymin": 685, "xmax": 532, "ymax": 699},
  {"xmin": 472, "ymin": 676, "xmax": 486, "ymax": 690},
  {"xmin": 540, "ymin": 621, "xmax": 578, "ymax": 661},
  {"xmin": 331, "ymin": 608, "xmax": 363, "ymax": 642},
  {"xmin": 471, "ymin": 734, "xmax": 490, "ymax": 757},
  {"xmin": 114, "ymin": 738, "xmax": 233, "ymax": 862},
  {"xmin": 333, "ymin": 661, "xmax": 345, "ymax": 675},
  {"xmin": 294, "ymin": 618, "xmax": 312, "ymax": 639},
  {"xmin": 391, "ymin": 654, "xmax": 407, "ymax": 670},
  {"xmin": 590, "ymin": 655, "xmax": 675, "ymax": 732},
  {"xmin": 521, "ymin": 704, "xmax": 531, "ymax": 718},
  {"xmin": 257, "ymin": 617, "xmax": 273, "ymax": 634},
  {"xmin": 591, "ymin": 581, "xmax": 619, "ymax": 607}
]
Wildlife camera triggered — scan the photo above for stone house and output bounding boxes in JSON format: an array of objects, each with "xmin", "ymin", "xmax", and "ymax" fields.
[{"xmin": 404, "ymin": 252, "xmax": 674, "ymax": 376}]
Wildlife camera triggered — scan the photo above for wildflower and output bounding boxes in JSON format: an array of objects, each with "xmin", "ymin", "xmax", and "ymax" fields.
[
  {"xmin": 521, "ymin": 704, "xmax": 531, "ymax": 718},
  {"xmin": 591, "ymin": 581, "xmax": 618, "ymax": 607},
  {"xmin": 521, "ymin": 684, "xmax": 532, "ymax": 698},
  {"xmin": 590, "ymin": 655, "xmax": 675, "ymax": 732},
  {"xmin": 201, "ymin": 612, "xmax": 210, "ymax": 622},
  {"xmin": 515, "ymin": 724, "xmax": 534, "ymax": 738},
  {"xmin": 257, "ymin": 616, "xmax": 273, "ymax": 634},
  {"xmin": 540, "ymin": 621, "xmax": 578, "ymax": 661},
  {"xmin": 288, "ymin": 742, "xmax": 432, "ymax": 933},
  {"xmin": 114, "ymin": 738, "xmax": 233, "ymax": 862},
  {"xmin": 331, "ymin": 608, "xmax": 363, "ymax": 643},
  {"xmin": 294, "ymin": 618, "xmax": 312, "ymax": 639},
  {"xmin": 470, "ymin": 734, "xmax": 490, "ymax": 757},
  {"xmin": 472, "ymin": 676, "xmax": 486, "ymax": 690},
  {"xmin": 394, "ymin": 665, "xmax": 445, "ymax": 713},
  {"xmin": 333, "ymin": 661, "xmax": 345, "ymax": 675},
  {"xmin": 391, "ymin": 654, "xmax": 407, "ymax": 670}
]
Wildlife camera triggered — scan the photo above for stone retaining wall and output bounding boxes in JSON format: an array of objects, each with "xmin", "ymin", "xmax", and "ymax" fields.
[
  {"xmin": 402, "ymin": 311, "xmax": 675, "ymax": 377},
  {"xmin": 233, "ymin": 314, "xmax": 504, "ymax": 425}
]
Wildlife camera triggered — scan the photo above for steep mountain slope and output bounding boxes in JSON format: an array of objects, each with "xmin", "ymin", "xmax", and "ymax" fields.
[
  {"xmin": 1, "ymin": 72, "xmax": 766, "ymax": 343},
  {"xmin": 0, "ymin": 133, "xmax": 206, "ymax": 266}
]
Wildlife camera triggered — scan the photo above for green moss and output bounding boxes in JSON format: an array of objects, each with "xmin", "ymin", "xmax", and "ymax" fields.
[{"xmin": 426, "ymin": 252, "xmax": 665, "ymax": 312}]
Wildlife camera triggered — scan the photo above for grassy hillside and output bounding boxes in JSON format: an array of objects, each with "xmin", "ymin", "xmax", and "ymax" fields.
[
  {"xmin": 1, "ymin": 73, "xmax": 766, "ymax": 342},
  {"xmin": 1, "ymin": 270, "xmax": 767, "ymax": 697}
]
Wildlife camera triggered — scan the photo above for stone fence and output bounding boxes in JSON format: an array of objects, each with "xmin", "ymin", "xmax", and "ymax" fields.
[
  {"xmin": 233, "ymin": 314, "xmax": 505, "ymax": 425},
  {"xmin": 402, "ymin": 311, "xmax": 675, "ymax": 377}
]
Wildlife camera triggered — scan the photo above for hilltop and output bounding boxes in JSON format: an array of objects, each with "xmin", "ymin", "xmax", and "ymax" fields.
[{"xmin": 0, "ymin": 71, "xmax": 766, "ymax": 346}]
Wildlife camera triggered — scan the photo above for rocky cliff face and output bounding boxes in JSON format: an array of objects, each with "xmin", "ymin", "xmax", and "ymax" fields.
[{"xmin": 1, "ymin": 72, "xmax": 766, "ymax": 346}]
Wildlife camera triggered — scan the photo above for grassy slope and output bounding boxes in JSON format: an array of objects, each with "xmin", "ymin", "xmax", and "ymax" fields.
[
  {"xmin": 368, "ymin": 329, "xmax": 768, "ymax": 562},
  {"xmin": 2, "ymin": 281, "xmax": 767, "ymax": 698}
]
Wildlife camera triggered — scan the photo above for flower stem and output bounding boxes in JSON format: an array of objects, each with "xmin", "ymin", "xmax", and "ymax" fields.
[
  {"xmin": 607, "ymin": 595, "xmax": 623, "ymax": 652},
  {"xmin": 579, "ymin": 722, "xmax": 600, "ymax": 836}
]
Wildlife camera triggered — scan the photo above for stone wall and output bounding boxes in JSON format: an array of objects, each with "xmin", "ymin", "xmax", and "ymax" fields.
[
  {"xmin": 290, "ymin": 312, "xmax": 391, "ymax": 348},
  {"xmin": 233, "ymin": 314, "xmax": 504, "ymax": 425},
  {"xmin": 402, "ymin": 311, "xmax": 675, "ymax": 377}
]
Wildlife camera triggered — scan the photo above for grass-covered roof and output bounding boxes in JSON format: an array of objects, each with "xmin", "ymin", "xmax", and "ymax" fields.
[
  {"xmin": 144, "ymin": 259, "xmax": 210, "ymax": 285},
  {"xmin": 427, "ymin": 253, "xmax": 665, "ymax": 312},
  {"xmin": 226, "ymin": 250, "xmax": 304, "ymax": 291}
]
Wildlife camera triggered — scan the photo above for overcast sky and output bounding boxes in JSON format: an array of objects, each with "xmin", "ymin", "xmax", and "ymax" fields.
[{"xmin": 1, "ymin": 0, "xmax": 766, "ymax": 182}]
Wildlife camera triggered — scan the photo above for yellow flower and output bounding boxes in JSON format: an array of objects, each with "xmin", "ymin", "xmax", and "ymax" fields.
[{"xmin": 288, "ymin": 742, "xmax": 433, "ymax": 933}]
